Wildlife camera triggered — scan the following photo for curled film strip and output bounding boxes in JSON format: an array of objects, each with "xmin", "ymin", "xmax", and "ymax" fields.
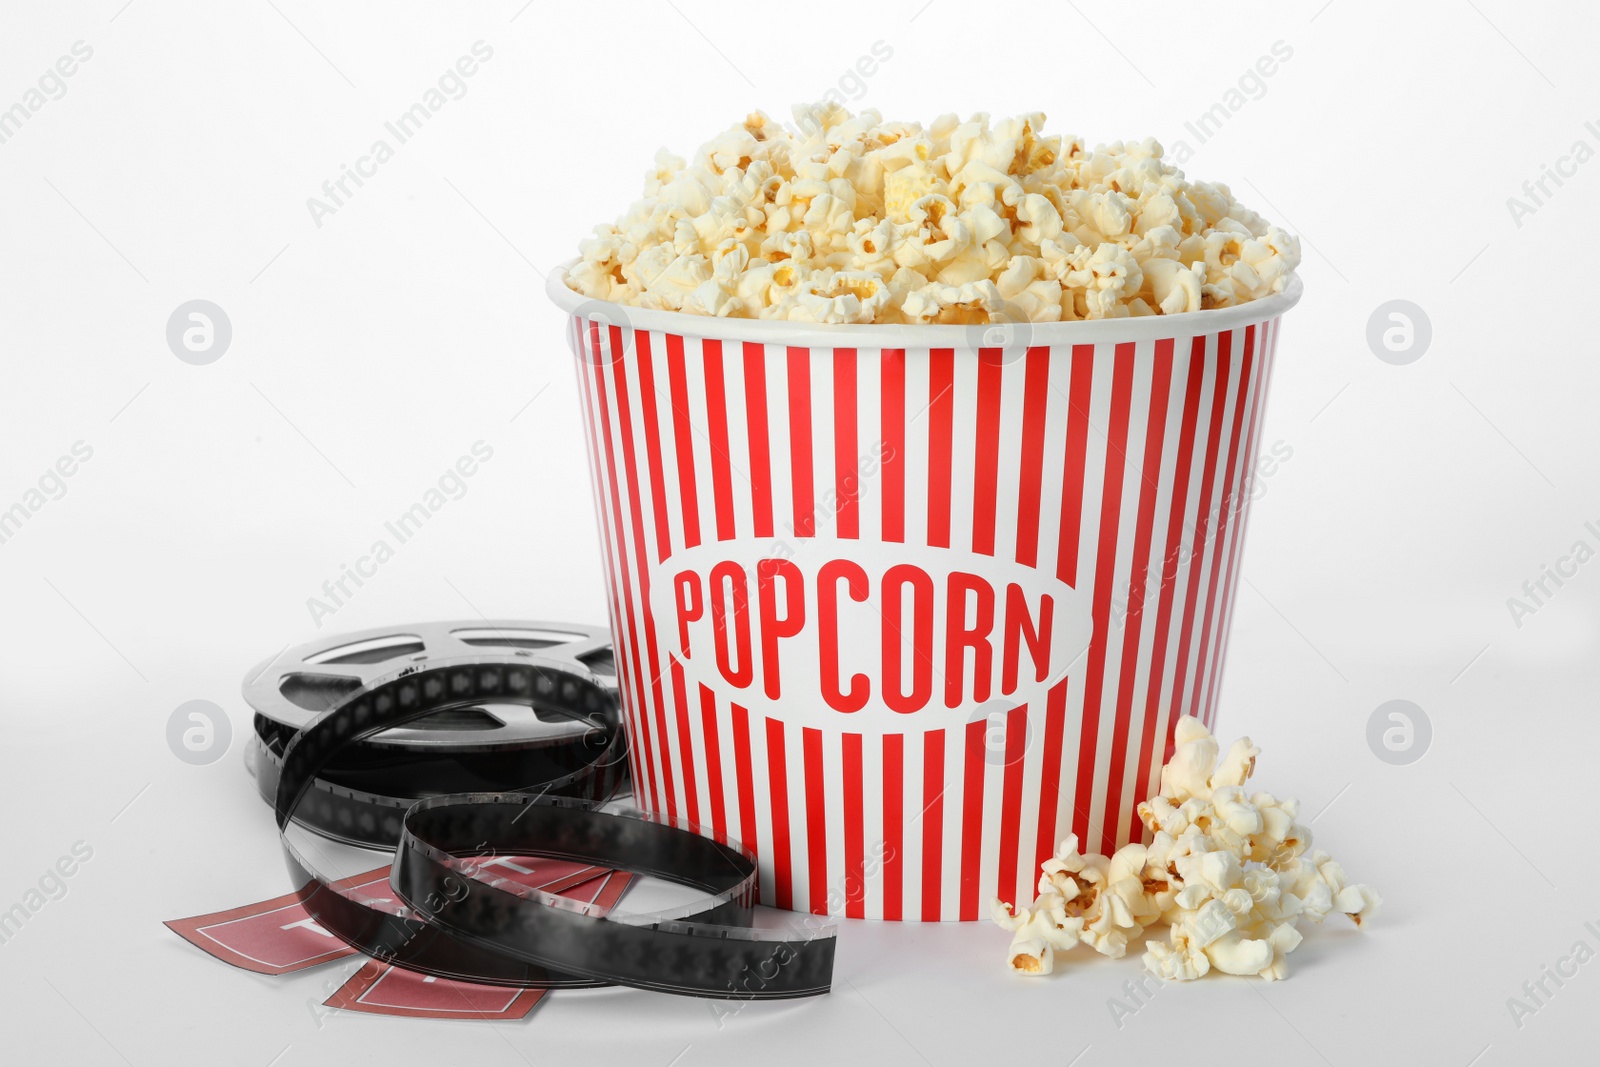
[{"xmin": 243, "ymin": 621, "xmax": 837, "ymax": 999}]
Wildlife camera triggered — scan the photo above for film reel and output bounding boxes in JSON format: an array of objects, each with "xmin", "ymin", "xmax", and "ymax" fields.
[
  {"xmin": 244, "ymin": 621, "xmax": 619, "ymax": 847},
  {"xmin": 252, "ymin": 623, "xmax": 837, "ymax": 998},
  {"xmin": 243, "ymin": 619, "xmax": 617, "ymax": 747}
]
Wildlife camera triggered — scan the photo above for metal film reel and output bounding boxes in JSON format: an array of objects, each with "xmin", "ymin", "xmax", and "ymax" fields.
[
  {"xmin": 243, "ymin": 621, "xmax": 623, "ymax": 847},
  {"xmin": 243, "ymin": 619, "xmax": 617, "ymax": 749}
]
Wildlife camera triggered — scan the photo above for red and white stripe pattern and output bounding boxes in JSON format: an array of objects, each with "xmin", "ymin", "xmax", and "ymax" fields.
[{"xmin": 569, "ymin": 316, "xmax": 1281, "ymax": 920}]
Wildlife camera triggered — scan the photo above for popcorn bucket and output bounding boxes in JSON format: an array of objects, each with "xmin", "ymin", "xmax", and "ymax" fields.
[{"xmin": 548, "ymin": 267, "xmax": 1301, "ymax": 920}]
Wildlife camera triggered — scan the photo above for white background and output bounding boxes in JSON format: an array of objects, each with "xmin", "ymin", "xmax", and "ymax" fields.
[{"xmin": 3, "ymin": 0, "xmax": 1597, "ymax": 1063}]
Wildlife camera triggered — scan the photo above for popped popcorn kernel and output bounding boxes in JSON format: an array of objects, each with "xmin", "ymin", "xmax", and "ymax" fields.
[
  {"xmin": 1008, "ymin": 937, "xmax": 1054, "ymax": 975},
  {"xmin": 993, "ymin": 716, "xmax": 1377, "ymax": 985},
  {"xmin": 567, "ymin": 106, "xmax": 1300, "ymax": 324}
]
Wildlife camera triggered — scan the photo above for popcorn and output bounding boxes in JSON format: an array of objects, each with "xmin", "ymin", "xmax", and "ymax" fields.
[
  {"xmin": 567, "ymin": 106, "xmax": 1300, "ymax": 324},
  {"xmin": 1008, "ymin": 937, "xmax": 1054, "ymax": 975},
  {"xmin": 991, "ymin": 716, "xmax": 1378, "ymax": 983}
]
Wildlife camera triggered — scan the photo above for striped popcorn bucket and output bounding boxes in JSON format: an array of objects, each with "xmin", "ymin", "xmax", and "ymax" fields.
[{"xmin": 549, "ymin": 268, "xmax": 1302, "ymax": 920}]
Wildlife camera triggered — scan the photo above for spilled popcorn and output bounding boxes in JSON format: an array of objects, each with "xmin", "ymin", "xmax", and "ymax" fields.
[
  {"xmin": 992, "ymin": 716, "xmax": 1378, "ymax": 981},
  {"xmin": 567, "ymin": 104, "xmax": 1300, "ymax": 324}
]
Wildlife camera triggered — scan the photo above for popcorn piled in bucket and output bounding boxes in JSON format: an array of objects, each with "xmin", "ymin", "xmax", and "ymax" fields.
[
  {"xmin": 992, "ymin": 716, "xmax": 1379, "ymax": 981},
  {"xmin": 567, "ymin": 103, "xmax": 1300, "ymax": 324}
]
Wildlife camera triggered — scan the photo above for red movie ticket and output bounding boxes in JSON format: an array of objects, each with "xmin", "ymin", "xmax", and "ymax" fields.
[
  {"xmin": 165, "ymin": 859, "xmax": 617, "ymax": 975},
  {"xmin": 163, "ymin": 881, "xmax": 361, "ymax": 976},
  {"xmin": 323, "ymin": 960, "xmax": 547, "ymax": 1020}
]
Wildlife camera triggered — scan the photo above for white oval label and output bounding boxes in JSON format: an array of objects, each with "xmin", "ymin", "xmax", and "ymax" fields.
[{"xmin": 647, "ymin": 538, "xmax": 1094, "ymax": 734}]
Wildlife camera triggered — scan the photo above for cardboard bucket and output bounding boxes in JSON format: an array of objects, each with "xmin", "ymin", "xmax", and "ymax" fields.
[{"xmin": 549, "ymin": 268, "xmax": 1301, "ymax": 920}]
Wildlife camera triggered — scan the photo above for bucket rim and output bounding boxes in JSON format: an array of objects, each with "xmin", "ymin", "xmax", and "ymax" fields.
[{"xmin": 546, "ymin": 259, "xmax": 1302, "ymax": 348}]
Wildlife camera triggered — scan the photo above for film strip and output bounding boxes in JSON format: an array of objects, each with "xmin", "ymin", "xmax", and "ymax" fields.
[{"xmin": 242, "ymin": 622, "xmax": 837, "ymax": 999}]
